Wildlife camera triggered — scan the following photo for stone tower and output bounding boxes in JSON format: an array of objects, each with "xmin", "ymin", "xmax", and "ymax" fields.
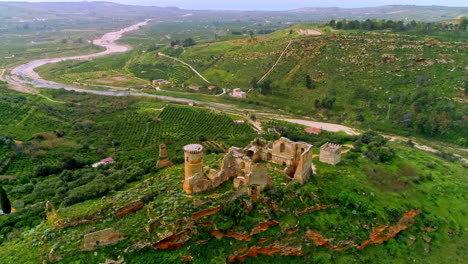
[
  {"xmin": 183, "ymin": 144, "xmax": 204, "ymax": 194},
  {"xmin": 156, "ymin": 143, "xmax": 172, "ymax": 169},
  {"xmin": 319, "ymin": 143, "xmax": 342, "ymax": 165}
]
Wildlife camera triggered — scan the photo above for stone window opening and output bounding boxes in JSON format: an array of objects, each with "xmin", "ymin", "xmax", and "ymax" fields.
[
  {"xmin": 280, "ymin": 143, "xmax": 285, "ymax": 153},
  {"xmin": 301, "ymin": 148, "xmax": 305, "ymax": 153},
  {"xmin": 282, "ymin": 162, "xmax": 286, "ymax": 166},
  {"xmin": 240, "ymin": 162, "xmax": 245, "ymax": 169},
  {"xmin": 247, "ymin": 150, "xmax": 254, "ymax": 158},
  {"xmin": 186, "ymin": 157, "xmax": 189, "ymax": 162},
  {"xmin": 95, "ymin": 240, "xmax": 100, "ymax": 246},
  {"xmin": 267, "ymin": 152, "xmax": 272, "ymax": 160}
]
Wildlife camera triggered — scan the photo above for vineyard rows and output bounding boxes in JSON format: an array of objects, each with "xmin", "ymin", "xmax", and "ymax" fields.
[
  {"xmin": 110, "ymin": 105, "xmax": 255, "ymax": 149},
  {"xmin": 0, "ymin": 103, "xmax": 31, "ymax": 126}
]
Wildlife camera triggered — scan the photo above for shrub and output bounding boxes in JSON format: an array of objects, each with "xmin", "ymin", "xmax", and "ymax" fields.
[{"xmin": 0, "ymin": 186, "xmax": 12, "ymax": 214}]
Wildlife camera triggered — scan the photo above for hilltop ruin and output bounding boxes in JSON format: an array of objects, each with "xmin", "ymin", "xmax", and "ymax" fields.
[{"xmin": 183, "ymin": 137, "xmax": 313, "ymax": 194}]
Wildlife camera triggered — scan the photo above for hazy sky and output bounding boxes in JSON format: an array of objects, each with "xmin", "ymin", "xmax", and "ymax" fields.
[{"xmin": 0, "ymin": 0, "xmax": 467, "ymax": 10}]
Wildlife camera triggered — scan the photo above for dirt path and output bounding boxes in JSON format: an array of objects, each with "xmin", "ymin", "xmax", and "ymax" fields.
[
  {"xmin": 280, "ymin": 118, "xmax": 361, "ymax": 135},
  {"xmin": 158, "ymin": 52, "xmax": 211, "ymax": 84},
  {"xmin": 277, "ymin": 118, "xmax": 455, "ymax": 156},
  {"xmin": 258, "ymin": 40, "xmax": 293, "ymax": 84}
]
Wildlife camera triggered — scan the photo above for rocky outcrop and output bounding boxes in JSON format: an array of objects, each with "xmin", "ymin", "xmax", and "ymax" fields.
[
  {"xmin": 153, "ymin": 229, "xmax": 191, "ymax": 250},
  {"xmin": 208, "ymin": 219, "xmax": 279, "ymax": 242},
  {"xmin": 83, "ymin": 228, "xmax": 124, "ymax": 251},
  {"xmin": 192, "ymin": 206, "xmax": 222, "ymax": 220},
  {"xmin": 228, "ymin": 241, "xmax": 302, "ymax": 262},
  {"xmin": 305, "ymin": 230, "xmax": 355, "ymax": 251},
  {"xmin": 358, "ymin": 209, "xmax": 420, "ymax": 250},
  {"xmin": 114, "ymin": 200, "xmax": 145, "ymax": 218}
]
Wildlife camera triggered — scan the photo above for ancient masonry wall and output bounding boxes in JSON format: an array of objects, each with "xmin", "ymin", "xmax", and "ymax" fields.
[
  {"xmin": 319, "ymin": 142, "xmax": 342, "ymax": 165},
  {"xmin": 156, "ymin": 143, "xmax": 172, "ymax": 169},
  {"xmin": 183, "ymin": 137, "xmax": 314, "ymax": 195}
]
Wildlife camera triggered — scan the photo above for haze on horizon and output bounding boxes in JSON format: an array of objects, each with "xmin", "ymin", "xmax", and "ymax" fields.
[{"xmin": 0, "ymin": 0, "xmax": 467, "ymax": 10}]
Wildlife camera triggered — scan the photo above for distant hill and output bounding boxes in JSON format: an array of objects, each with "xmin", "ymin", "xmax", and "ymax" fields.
[
  {"xmin": 0, "ymin": 2, "xmax": 466, "ymax": 23},
  {"xmin": 287, "ymin": 5, "xmax": 468, "ymax": 21}
]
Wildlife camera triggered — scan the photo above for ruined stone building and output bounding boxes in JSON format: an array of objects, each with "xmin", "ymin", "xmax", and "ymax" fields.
[
  {"xmin": 182, "ymin": 137, "xmax": 313, "ymax": 194},
  {"xmin": 82, "ymin": 228, "xmax": 124, "ymax": 251},
  {"xmin": 319, "ymin": 143, "xmax": 342, "ymax": 165},
  {"xmin": 156, "ymin": 143, "xmax": 172, "ymax": 169}
]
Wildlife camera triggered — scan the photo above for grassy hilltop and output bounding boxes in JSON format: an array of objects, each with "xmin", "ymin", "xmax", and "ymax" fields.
[{"xmin": 0, "ymin": 82, "xmax": 466, "ymax": 263}]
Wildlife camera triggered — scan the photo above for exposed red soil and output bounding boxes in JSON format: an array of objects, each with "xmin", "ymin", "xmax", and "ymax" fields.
[
  {"xmin": 208, "ymin": 229, "xmax": 252, "ymax": 241},
  {"xmin": 195, "ymin": 222, "xmax": 213, "ymax": 227},
  {"xmin": 264, "ymin": 200, "xmax": 286, "ymax": 213},
  {"xmin": 192, "ymin": 206, "xmax": 222, "ymax": 220},
  {"xmin": 358, "ymin": 209, "xmax": 420, "ymax": 250},
  {"xmin": 251, "ymin": 220, "xmax": 279, "ymax": 235},
  {"xmin": 305, "ymin": 230, "xmax": 355, "ymax": 251},
  {"xmin": 182, "ymin": 256, "xmax": 193, "ymax": 262},
  {"xmin": 256, "ymin": 237, "xmax": 272, "ymax": 245},
  {"xmin": 297, "ymin": 204, "xmax": 332, "ymax": 215},
  {"xmin": 154, "ymin": 229, "xmax": 191, "ymax": 250},
  {"xmin": 114, "ymin": 200, "xmax": 145, "ymax": 218},
  {"xmin": 209, "ymin": 220, "xmax": 279, "ymax": 241},
  {"xmin": 284, "ymin": 227, "xmax": 299, "ymax": 234},
  {"xmin": 228, "ymin": 242, "xmax": 302, "ymax": 262}
]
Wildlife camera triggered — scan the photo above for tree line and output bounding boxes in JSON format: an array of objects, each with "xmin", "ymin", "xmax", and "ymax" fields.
[
  {"xmin": 170, "ymin": 38, "xmax": 196, "ymax": 48},
  {"xmin": 327, "ymin": 17, "xmax": 467, "ymax": 32}
]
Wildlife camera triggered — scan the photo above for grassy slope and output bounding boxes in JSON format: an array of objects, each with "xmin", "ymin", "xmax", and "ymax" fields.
[
  {"xmin": 0, "ymin": 136, "xmax": 465, "ymax": 263},
  {"xmin": 0, "ymin": 83, "xmax": 466, "ymax": 263}
]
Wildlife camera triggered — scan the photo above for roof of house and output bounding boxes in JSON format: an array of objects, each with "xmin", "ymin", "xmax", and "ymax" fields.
[
  {"xmin": 305, "ymin": 127, "xmax": 322, "ymax": 134},
  {"xmin": 101, "ymin": 157, "xmax": 114, "ymax": 163}
]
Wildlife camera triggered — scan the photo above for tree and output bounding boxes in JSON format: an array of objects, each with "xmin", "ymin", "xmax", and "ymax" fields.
[
  {"xmin": 336, "ymin": 21, "xmax": 344, "ymax": 29},
  {"xmin": 182, "ymin": 38, "xmax": 196, "ymax": 47},
  {"xmin": 259, "ymin": 80, "xmax": 272, "ymax": 95},
  {"xmin": 170, "ymin": 40, "xmax": 181, "ymax": 47},
  {"xmin": 356, "ymin": 113, "xmax": 365, "ymax": 122},
  {"xmin": 250, "ymin": 78, "xmax": 259, "ymax": 88},
  {"xmin": 305, "ymin": 75, "xmax": 315, "ymax": 89},
  {"xmin": 0, "ymin": 186, "xmax": 11, "ymax": 214},
  {"xmin": 458, "ymin": 17, "xmax": 467, "ymax": 31}
]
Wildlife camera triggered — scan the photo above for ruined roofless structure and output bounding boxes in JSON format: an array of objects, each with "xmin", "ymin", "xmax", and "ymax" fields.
[
  {"xmin": 156, "ymin": 143, "xmax": 172, "ymax": 169},
  {"xmin": 319, "ymin": 142, "xmax": 342, "ymax": 165},
  {"xmin": 182, "ymin": 137, "xmax": 314, "ymax": 194}
]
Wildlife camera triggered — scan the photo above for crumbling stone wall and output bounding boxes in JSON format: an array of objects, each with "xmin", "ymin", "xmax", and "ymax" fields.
[
  {"xmin": 319, "ymin": 143, "xmax": 342, "ymax": 165},
  {"xmin": 156, "ymin": 143, "xmax": 172, "ymax": 169},
  {"xmin": 183, "ymin": 137, "xmax": 314, "ymax": 194}
]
